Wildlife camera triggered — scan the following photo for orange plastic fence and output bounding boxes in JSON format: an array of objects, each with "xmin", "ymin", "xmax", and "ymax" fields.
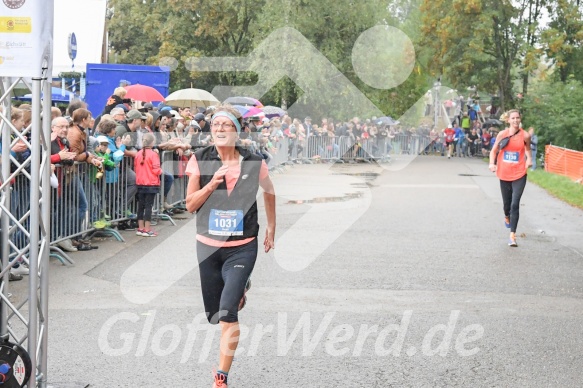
[{"xmin": 545, "ymin": 145, "xmax": 583, "ymax": 182}]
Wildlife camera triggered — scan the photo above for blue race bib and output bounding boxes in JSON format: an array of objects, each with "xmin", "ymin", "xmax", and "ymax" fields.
[
  {"xmin": 209, "ymin": 209, "xmax": 244, "ymax": 236},
  {"xmin": 503, "ymin": 151, "xmax": 519, "ymax": 163}
]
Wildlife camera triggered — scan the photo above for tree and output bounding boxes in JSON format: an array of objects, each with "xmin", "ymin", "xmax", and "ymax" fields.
[
  {"xmin": 523, "ymin": 78, "xmax": 583, "ymax": 151},
  {"xmin": 541, "ymin": 0, "xmax": 583, "ymax": 83},
  {"xmin": 520, "ymin": 0, "xmax": 547, "ymax": 95},
  {"xmin": 107, "ymin": 0, "xmax": 264, "ymax": 92},
  {"xmin": 107, "ymin": 0, "xmax": 170, "ymax": 65},
  {"xmin": 419, "ymin": 0, "xmax": 548, "ymax": 110},
  {"xmin": 106, "ymin": 0, "xmax": 433, "ymax": 119},
  {"xmin": 249, "ymin": 0, "xmax": 428, "ymax": 118}
]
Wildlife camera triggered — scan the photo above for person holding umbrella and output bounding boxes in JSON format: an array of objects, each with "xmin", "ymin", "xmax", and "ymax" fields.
[{"xmin": 185, "ymin": 104, "xmax": 276, "ymax": 388}]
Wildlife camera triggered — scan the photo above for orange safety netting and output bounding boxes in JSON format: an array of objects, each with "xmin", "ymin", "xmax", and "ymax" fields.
[{"xmin": 545, "ymin": 145, "xmax": 583, "ymax": 182}]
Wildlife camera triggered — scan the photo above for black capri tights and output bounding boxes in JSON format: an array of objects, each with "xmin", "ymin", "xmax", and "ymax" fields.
[
  {"xmin": 500, "ymin": 175, "xmax": 527, "ymax": 233},
  {"xmin": 137, "ymin": 192, "xmax": 156, "ymax": 222},
  {"xmin": 197, "ymin": 239, "xmax": 257, "ymax": 324}
]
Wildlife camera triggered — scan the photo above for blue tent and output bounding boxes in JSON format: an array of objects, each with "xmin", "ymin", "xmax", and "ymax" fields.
[{"xmin": 14, "ymin": 87, "xmax": 77, "ymax": 103}]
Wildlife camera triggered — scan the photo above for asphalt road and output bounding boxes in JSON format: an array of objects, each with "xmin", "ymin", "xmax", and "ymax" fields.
[{"xmin": 22, "ymin": 154, "xmax": 582, "ymax": 387}]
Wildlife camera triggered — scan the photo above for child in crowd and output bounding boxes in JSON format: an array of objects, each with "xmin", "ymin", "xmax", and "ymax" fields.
[
  {"xmin": 134, "ymin": 133, "xmax": 162, "ymax": 237},
  {"xmin": 89, "ymin": 136, "xmax": 116, "ymax": 222}
]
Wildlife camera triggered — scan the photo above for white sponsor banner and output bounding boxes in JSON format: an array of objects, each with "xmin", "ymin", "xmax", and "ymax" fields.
[{"xmin": 0, "ymin": 0, "xmax": 54, "ymax": 77}]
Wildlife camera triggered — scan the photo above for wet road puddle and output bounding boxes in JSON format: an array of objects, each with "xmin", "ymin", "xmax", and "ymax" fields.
[{"xmin": 286, "ymin": 192, "xmax": 363, "ymax": 204}]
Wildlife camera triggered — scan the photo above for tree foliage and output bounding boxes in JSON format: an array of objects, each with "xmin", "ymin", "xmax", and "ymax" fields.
[
  {"xmin": 106, "ymin": 0, "xmax": 434, "ymax": 119},
  {"xmin": 419, "ymin": 0, "xmax": 550, "ymax": 109},
  {"xmin": 107, "ymin": 0, "xmax": 264, "ymax": 92},
  {"xmin": 541, "ymin": 0, "xmax": 583, "ymax": 83},
  {"xmin": 107, "ymin": 0, "xmax": 170, "ymax": 65},
  {"xmin": 252, "ymin": 0, "xmax": 427, "ymax": 118},
  {"xmin": 523, "ymin": 78, "xmax": 583, "ymax": 151},
  {"xmin": 106, "ymin": 0, "xmax": 583, "ymax": 132}
]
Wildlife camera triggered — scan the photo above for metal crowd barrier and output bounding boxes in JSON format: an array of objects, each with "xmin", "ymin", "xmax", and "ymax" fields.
[
  {"xmin": 450, "ymin": 139, "xmax": 486, "ymax": 158},
  {"xmin": 5, "ymin": 172, "xmax": 31, "ymax": 267},
  {"xmin": 51, "ymin": 159, "xmax": 131, "ymax": 253},
  {"xmin": 51, "ymin": 163, "xmax": 86, "ymax": 244},
  {"xmin": 266, "ymin": 137, "xmax": 289, "ymax": 170},
  {"xmin": 305, "ymin": 136, "xmax": 340, "ymax": 161},
  {"xmin": 287, "ymin": 134, "xmax": 433, "ymax": 163}
]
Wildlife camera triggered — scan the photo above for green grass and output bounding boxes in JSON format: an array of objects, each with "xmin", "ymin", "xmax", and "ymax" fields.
[{"xmin": 528, "ymin": 169, "xmax": 583, "ymax": 209}]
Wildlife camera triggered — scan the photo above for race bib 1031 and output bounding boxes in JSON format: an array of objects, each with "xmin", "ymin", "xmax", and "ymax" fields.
[{"xmin": 209, "ymin": 209, "xmax": 244, "ymax": 236}]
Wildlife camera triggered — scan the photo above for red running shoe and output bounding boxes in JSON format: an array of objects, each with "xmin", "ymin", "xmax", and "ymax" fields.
[{"xmin": 212, "ymin": 370, "xmax": 228, "ymax": 388}]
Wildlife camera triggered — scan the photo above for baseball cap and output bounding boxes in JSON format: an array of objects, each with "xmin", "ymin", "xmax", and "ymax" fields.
[
  {"xmin": 143, "ymin": 102, "xmax": 153, "ymax": 110},
  {"xmin": 249, "ymin": 115, "xmax": 261, "ymax": 121},
  {"xmin": 159, "ymin": 110, "xmax": 173, "ymax": 119},
  {"xmin": 262, "ymin": 117, "xmax": 270, "ymax": 125},
  {"xmin": 96, "ymin": 135, "xmax": 109, "ymax": 144},
  {"xmin": 115, "ymin": 104, "xmax": 129, "ymax": 112},
  {"xmin": 126, "ymin": 109, "xmax": 146, "ymax": 121},
  {"xmin": 194, "ymin": 113, "xmax": 206, "ymax": 122}
]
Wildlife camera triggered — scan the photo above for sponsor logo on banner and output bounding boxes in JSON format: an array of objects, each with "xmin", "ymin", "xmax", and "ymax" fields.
[{"xmin": 0, "ymin": 17, "xmax": 32, "ymax": 33}]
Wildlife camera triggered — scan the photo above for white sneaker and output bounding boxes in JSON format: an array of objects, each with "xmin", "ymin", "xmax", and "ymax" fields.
[
  {"xmin": 57, "ymin": 239, "xmax": 78, "ymax": 252},
  {"xmin": 163, "ymin": 202, "xmax": 173, "ymax": 210},
  {"xmin": 11, "ymin": 265, "xmax": 29, "ymax": 276}
]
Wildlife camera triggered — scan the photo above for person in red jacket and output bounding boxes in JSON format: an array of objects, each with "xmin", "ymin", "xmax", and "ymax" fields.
[
  {"xmin": 443, "ymin": 125, "xmax": 456, "ymax": 158},
  {"xmin": 50, "ymin": 117, "xmax": 77, "ymax": 168},
  {"xmin": 134, "ymin": 133, "xmax": 162, "ymax": 237}
]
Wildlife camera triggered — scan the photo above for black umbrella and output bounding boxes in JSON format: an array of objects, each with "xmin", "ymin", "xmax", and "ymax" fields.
[
  {"xmin": 484, "ymin": 118, "xmax": 503, "ymax": 126},
  {"xmin": 376, "ymin": 116, "xmax": 398, "ymax": 126},
  {"xmin": 262, "ymin": 105, "xmax": 286, "ymax": 118},
  {"xmin": 223, "ymin": 96, "xmax": 262, "ymax": 107}
]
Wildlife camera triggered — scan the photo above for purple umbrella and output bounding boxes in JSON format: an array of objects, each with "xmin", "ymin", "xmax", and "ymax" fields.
[
  {"xmin": 243, "ymin": 107, "xmax": 265, "ymax": 119},
  {"xmin": 233, "ymin": 105, "xmax": 252, "ymax": 117}
]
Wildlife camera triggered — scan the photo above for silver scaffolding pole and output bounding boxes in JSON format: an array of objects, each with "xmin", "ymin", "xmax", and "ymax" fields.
[
  {"xmin": 0, "ymin": 78, "xmax": 52, "ymax": 388},
  {"xmin": 39, "ymin": 79, "xmax": 52, "ymax": 387},
  {"xmin": 0, "ymin": 1, "xmax": 54, "ymax": 386}
]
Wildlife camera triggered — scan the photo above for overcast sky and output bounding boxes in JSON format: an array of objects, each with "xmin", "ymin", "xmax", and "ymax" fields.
[{"xmin": 52, "ymin": 0, "xmax": 106, "ymax": 77}]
